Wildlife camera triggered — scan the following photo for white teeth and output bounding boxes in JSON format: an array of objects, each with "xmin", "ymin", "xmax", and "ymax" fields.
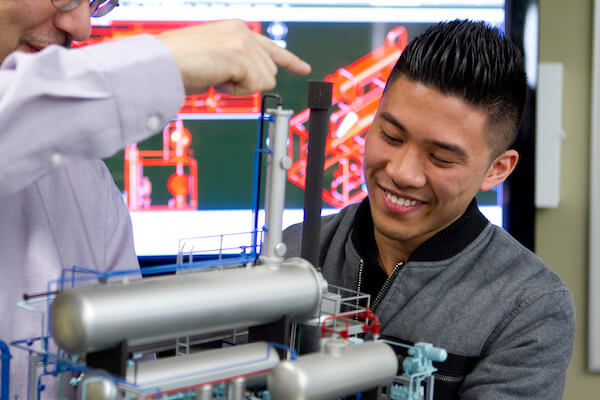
[{"xmin": 385, "ymin": 191, "xmax": 418, "ymax": 207}]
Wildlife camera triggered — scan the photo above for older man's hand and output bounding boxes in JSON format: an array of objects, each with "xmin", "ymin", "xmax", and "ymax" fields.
[{"xmin": 157, "ymin": 20, "xmax": 311, "ymax": 96}]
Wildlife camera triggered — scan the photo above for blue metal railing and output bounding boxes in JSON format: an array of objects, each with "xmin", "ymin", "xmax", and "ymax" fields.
[{"xmin": 0, "ymin": 339, "xmax": 11, "ymax": 400}]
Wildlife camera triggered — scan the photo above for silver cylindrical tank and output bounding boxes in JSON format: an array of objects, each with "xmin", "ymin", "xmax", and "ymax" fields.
[
  {"xmin": 78, "ymin": 341, "xmax": 280, "ymax": 400},
  {"xmin": 77, "ymin": 376, "xmax": 120, "ymax": 400},
  {"xmin": 129, "ymin": 342, "xmax": 279, "ymax": 390},
  {"xmin": 262, "ymin": 107, "xmax": 293, "ymax": 263},
  {"xmin": 227, "ymin": 377, "xmax": 246, "ymax": 400},
  {"xmin": 267, "ymin": 340, "xmax": 398, "ymax": 400},
  {"xmin": 196, "ymin": 384, "xmax": 213, "ymax": 400},
  {"xmin": 51, "ymin": 258, "xmax": 326, "ymax": 354}
]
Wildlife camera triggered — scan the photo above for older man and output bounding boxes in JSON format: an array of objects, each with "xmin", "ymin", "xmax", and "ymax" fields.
[{"xmin": 0, "ymin": 1, "xmax": 310, "ymax": 398}]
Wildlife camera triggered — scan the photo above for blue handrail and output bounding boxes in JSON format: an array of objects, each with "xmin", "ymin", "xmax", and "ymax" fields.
[{"xmin": 0, "ymin": 339, "xmax": 11, "ymax": 400}]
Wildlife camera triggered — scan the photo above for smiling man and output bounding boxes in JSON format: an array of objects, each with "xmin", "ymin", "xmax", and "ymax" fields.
[
  {"xmin": 363, "ymin": 75, "xmax": 519, "ymax": 275},
  {"xmin": 0, "ymin": 1, "xmax": 311, "ymax": 398},
  {"xmin": 283, "ymin": 20, "xmax": 574, "ymax": 399}
]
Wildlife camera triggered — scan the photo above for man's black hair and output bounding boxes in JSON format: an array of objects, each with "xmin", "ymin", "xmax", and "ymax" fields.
[{"xmin": 387, "ymin": 19, "xmax": 527, "ymax": 157}]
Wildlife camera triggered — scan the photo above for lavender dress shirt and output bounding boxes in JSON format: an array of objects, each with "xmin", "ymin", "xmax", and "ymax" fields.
[{"xmin": 0, "ymin": 34, "xmax": 184, "ymax": 398}]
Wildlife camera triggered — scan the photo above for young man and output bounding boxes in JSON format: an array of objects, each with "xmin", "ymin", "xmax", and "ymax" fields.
[
  {"xmin": 283, "ymin": 20, "xmax": 574, "ymax": 399},
  {"xmin": 0, "ymin": 0, "xmax": 310, "ymax": 397}
]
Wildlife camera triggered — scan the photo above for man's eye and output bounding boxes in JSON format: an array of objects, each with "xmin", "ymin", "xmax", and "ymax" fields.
[
  {"xmin": 380, "ymin": 130, "xmax": 402, "ymax": 144},
  {"xmin": 431, "ymin": 154, "xmax": 454, "ymax": 166}
]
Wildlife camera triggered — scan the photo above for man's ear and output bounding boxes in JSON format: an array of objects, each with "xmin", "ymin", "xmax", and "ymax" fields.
[{"xmin": 480, "ymin": 149, "xmax": 519, "ymax": 192}]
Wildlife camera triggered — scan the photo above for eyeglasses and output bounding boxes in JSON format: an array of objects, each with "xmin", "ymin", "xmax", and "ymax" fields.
[{"xmin": 51, "ymin": 0, "xmax": 119, "ymax": 18}]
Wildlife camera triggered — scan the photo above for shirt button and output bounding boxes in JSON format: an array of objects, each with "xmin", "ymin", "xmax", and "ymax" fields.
[
  {"xmin": 51, "ymin": 152, "xmax": 62, "ymax": 167},
  {"xmin": 146, "ymin": 115, "xmax": 162, "ymax": 132}
]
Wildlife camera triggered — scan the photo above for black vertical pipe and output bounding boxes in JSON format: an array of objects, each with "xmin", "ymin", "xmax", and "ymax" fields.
[{"xmin": 301, "ymin": 81, "xmax": 333, "ymax": 268}]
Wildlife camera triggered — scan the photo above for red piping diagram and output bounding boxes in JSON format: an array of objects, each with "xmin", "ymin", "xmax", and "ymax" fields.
[
  {"xmin": 125, "ymin": 119, "xmax": 198, "ymax": 210},
  {"xmin": 288, "ymin": 26, "xmax": 408, "ymax": 208}
]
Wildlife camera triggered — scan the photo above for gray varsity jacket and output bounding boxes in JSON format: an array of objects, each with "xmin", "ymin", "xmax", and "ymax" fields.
[{"xmin": 282, "ymin": 199, "xmax": 575, "ymax": 400}]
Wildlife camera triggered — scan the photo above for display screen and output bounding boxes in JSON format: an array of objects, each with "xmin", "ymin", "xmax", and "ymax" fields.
[{"xmin": 85, "ymin": 1, "xmax": 505, "ymax": 256}]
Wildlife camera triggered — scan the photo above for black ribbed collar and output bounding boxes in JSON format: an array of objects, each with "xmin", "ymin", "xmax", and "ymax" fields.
[{"xmin": 351, "ymin": 197, "xmax": 489, "ymax": 264}]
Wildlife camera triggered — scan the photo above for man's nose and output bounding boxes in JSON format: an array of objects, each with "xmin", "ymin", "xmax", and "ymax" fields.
[
  {"xmin": 54, "ymin": 1, "xmax": 92, "ymax": 42},
  {"xmin": 385, "ymin": 145, "xmax": 427, "ymax": 188}
]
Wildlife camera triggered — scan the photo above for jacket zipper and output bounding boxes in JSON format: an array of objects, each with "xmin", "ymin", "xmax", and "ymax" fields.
[
  {"xmin": 434, "ymin": 372, "xmax": 465, "ymax": 384},
  {"xmin": 356, "ymin": 261, "xmax": 465, "ymax": 386},
  {"xmin": 372, "ymin": 261, "xmax": 403, "ymax": 311},
  {"xmin": 355, "ymin": 258, "xmax": 365, "ymax": 312},
  {"xmin": 358, "ymin": 258, "xmax": 404, "ymax": 312}
]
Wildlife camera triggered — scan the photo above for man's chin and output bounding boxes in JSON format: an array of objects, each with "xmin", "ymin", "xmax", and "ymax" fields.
[{"xmin": 17, "ymin": 43, "xmax": 40, "ymax": 53}]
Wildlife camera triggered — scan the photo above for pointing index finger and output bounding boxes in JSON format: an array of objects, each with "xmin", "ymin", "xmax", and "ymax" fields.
[{"xmin": 255, "ymin": 33, "xmax": 312, "ymax": 75}]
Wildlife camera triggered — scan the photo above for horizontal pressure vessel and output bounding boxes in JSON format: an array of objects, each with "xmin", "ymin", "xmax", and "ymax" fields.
[
  {"xmin": 267, "ymin": 340, "xmax": 398, "ymax": 400},
  {"xmin": 51, "ymin": 258, "xmax": 326, "ymax": 354},
  {"xmin": 79, "ymin": 342, "xmax": 279, "ymax": 400},
  {"xmin": 129, "ymin": 341, "xmax": 279, "ymax": 390}
]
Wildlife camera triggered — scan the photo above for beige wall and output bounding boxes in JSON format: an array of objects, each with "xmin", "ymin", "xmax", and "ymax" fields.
[{"xmin": 537, "ymin": 0, "xmax": 599, "ymax": 398}]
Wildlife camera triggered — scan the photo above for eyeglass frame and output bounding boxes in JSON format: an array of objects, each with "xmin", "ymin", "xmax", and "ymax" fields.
[{"xmin": 51, "ymin": 0, "xmax": 119, "ymax": 18}]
